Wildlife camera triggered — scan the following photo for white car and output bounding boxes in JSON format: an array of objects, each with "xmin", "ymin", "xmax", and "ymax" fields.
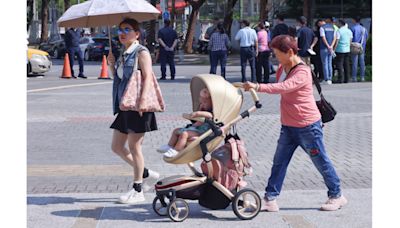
[
  {"xmin": 79, "ymin": 36, "xmax": 95, "ymax": 61},
  {"xmin": 27, "ymin": 48, "xmax": 52, "ymax": 75}
]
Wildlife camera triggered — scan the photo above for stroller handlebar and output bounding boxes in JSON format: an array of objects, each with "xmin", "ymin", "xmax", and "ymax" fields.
[{"xmin": 232, "ymin": 82, "xmax": 262, "ymax": 109}]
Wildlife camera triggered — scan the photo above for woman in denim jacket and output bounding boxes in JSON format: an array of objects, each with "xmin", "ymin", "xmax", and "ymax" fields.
[{"xmin": 107, "ymin": 18, "xmax": 159, "ymax": 204}]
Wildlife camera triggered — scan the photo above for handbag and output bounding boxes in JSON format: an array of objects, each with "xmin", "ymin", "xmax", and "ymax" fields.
[
  {"xmin": 120, "ymin": 49, "xmax": 165, "ymax": 112},
  {"xmin": 350, "ymin": 27, "xmax": 366, "ymax": 55},
  {"xmin": 311, "ymin": 70, "xmax": 337, "ymax": 123}
]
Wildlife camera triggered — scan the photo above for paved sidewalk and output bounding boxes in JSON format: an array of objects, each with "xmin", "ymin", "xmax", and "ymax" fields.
[{"xmin": 28, "ymin": 189, "xmax": 370, "ymax": 228}]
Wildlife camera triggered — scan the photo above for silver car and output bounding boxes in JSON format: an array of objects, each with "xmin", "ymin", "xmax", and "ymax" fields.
[{"xmin": 27, "ymin": 48, "xmax": 52, "ymax": 75}]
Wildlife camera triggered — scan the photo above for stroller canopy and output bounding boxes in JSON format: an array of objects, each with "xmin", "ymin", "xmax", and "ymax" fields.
[{"xmin": 191, "ymin": 74, "xmax": 243, "ymax": 125}]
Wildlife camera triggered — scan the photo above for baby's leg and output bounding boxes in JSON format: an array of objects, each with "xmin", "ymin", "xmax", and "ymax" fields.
[
  {"xmin": 168, "ymin": 128, "xmax": 182, "ymax": 147},
  {"xmin": 175, "ymin": 131, "xmax": 200, "ymax": 151}
]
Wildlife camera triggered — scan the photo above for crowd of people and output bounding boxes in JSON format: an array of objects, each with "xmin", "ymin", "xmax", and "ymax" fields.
[{"xmin": 152, "ymin": 16, "xmax": 369, "ymax": 84}]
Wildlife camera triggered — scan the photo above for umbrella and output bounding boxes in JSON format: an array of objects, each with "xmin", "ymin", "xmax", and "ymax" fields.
[
  {"xmin": 57, "ymin": 0, "xmax": 160, "ymax": 61},
  {"xmin": 57, "ymin": 0, "xmax": 160, "ymax": 27}
]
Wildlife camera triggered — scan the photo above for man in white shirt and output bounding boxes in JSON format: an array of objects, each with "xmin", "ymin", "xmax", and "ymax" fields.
[{"xmin": 235, "ymin": 20, "xmax": 258, "ymax": 82}]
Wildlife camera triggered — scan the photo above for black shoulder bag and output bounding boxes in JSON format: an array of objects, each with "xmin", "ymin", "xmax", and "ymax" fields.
[{"xmin": 311, "ymin": 71, "xmax": 337, "ymax": 123}]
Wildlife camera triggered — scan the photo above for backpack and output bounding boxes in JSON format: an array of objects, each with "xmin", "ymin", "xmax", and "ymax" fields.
[{"xmin": 200, "ymin": 134, "xmax": 252, "ymax": 191}]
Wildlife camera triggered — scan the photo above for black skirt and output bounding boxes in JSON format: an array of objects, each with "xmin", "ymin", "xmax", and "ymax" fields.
[{"xmin": 110, "ymin": 111, "xmax": 158, "ymax": 134}]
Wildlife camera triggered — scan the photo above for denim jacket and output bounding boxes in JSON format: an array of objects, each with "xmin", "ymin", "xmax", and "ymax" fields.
[{"xmin": 112, "ymin": 44, "xmax": 148, "ymax": 115}]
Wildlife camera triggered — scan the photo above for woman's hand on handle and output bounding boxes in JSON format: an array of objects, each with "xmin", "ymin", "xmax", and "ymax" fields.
[
  {"xmin": 243, "ymin": 81, "xmax": 258, "ymax": 91},
  {"xmin": 107, "ymin": 51, "xmax": 116, "ymax": 66}
]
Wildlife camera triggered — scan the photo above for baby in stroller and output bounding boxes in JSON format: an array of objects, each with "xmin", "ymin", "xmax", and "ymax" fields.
[{"xmin": 157, "ymin": 88, "xmax": 213, "ymax": 158}]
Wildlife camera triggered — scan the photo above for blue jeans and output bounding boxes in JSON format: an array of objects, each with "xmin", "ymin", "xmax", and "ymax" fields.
[
  {"xmin": 351, "ymin": 53, "xmax": 365, "ymax": 81},
  {"xmin": 240, "ymin": 47, "xmax": 256, "ymax": 82},
  {"xmin": 159, "ymin": 49, "xmax": 176, "ymax": 79},
  {"xmin": 320, "ymin": 48, "xmax": 333, "ymax": 81},
  {"xmin": 265, "ymin": 120, "xmax": 342, "ymax": 200},
  {"xmin": 67, "ymin": 47, "xmax": 84, "ymax": 76},
  {"xmin": 210, "ymin": 50, "xmax": 227, "ymax": 78}
]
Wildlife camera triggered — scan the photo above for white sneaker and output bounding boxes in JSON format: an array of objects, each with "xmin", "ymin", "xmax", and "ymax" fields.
[
  {"xmin": 157, "ymin": 144, "xmax": 171, "ymax": 153},
  {"xmin": 163, "ymin": 148, "xmax": 179, "ymax": 158},
  {"xmin": 327, "ymin": 80, "xmax": 332, "ymax": 85},
  {"xmin": 142, "ymin": 169, "xmax": 160, "ymax": 192},
  {"xmin": 118, "ymin": 189, "xmax": 145, "ymax": 204}
]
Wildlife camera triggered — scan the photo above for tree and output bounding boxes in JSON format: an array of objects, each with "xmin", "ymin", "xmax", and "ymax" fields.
[
  {"xmin": 40, "ymin": 0, "xmax": 50, "ymax": 43},
  {"xmin": 171, "ymin": 0, "xmax": 176, "ymax": 26},
  {"xmin": 222, "ymin": 0, "xmax": 238, "ymax": 38},
  {"xmin": 27, "ymin": 0, "xmax": 34, "ymax": 31},
  {"xmin": 183, "ymin": 0, "xmax": 206, "ymax": 53},
  {"xmin": 64, "ymin": 0, "xmax": 70, "ymax": 11},
  {"xmin": 259, "ymin": 0, "xmax": 268, "ymax": 22}
]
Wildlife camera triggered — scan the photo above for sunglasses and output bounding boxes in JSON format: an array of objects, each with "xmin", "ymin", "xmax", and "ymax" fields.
[{"xmin": 117, "ymin": 27, "xmax": 135, "ymax": 35}]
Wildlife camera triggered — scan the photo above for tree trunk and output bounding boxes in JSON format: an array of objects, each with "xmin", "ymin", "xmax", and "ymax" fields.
[
  {"xmin": 40, "ymin": 0, "xmax": 49, "ymax": 43},
  {"xmin": 303, "ymin": 0, "xmax": 311, "ymax": 27},
  {"xmin": 27, "ymin": 0, "xmax": 34, "ymax": 31},
  {"xmin": 184, "ymin": 0, "xmax": 206, "ymax": 53},
  {"xmin": 259, "ymin": 0, "xmax": 268, "ymax": 22},
  {"xmin": 148, "ymin": 0, "xmax": 157, "ymax": 52},
  {"xmin": 223, "ymin": 0, "xmax": 238, "ymax": 38},
  {"xmin": 64, "ymin": 0, "xmax": 70, "ymax": 11},
  {"xmin": 171, "ymin": 0, "xmax": 176, "ymax": 26}
]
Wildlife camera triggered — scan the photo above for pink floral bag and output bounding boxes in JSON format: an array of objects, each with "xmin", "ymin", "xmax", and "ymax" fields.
[{"xmin": 120, "ymin": 51, "xmax": 165, "ymax": 112}]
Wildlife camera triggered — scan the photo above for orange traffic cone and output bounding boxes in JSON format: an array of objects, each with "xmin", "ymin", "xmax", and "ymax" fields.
[
  {"xmin": 61, "ymin": 53, "xmax": 72, "ymax": 79},
  {"xmin": 98, "ymin": 55, "xmax": 111, "ymax": 79}
]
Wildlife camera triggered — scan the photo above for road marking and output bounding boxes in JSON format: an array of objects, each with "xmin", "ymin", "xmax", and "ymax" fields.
[
  {"xmin": 27, "ymin": 81, "xmax": 112, "ymax": 93},
  {"xmin": 282, "ymin": 215, "xmax": 316, "ymax": 228},
  {"xmin": 71, "ymin": 206, "xmax": 104, "ymax": 228}
]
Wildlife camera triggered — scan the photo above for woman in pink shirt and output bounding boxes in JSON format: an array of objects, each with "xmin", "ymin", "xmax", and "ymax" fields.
[
  {"xmin": 244, "ymin": 35, "xmax": 347, "ymax": 212},
  {"xmin": 256, "ymin": 22, "xmax": 271, "ymax": 83}
]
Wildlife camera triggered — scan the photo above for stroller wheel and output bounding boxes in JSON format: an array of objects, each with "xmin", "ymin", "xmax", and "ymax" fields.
[
  {"xmin": 152, "ymin": 196, "xmax": 170, "ymax": 216},
  {"xmin": 167, "ymin": 198, "xmax": 189, "ymax": 222},
  {"xmin": 232, "ymin": 189, "xmax": 261, "ymax": 220}
]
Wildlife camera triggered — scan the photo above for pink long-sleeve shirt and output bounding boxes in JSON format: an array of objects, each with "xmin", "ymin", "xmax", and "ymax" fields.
[{"xmin": 259, "ymin": 64, "xmax": 321, "ymax": 127}]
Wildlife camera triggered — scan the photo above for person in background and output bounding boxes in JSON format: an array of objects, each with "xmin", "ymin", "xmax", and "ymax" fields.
[
  {"xmin": 243, "ymin": 35, "xmax": 347, "ymax": 213},
  {"xmin": 271, "ymin": 14, "xmax": 289, "ymax": 39},
  {"xmin": 205, "ymin": 17, "xmax": 220, "ymax": 72},
  {"xmin": 158, "ymin": 19, "xmax": 178, "ymax": 80},
  {"xmin": 310, "ymin": 19, "xmax": 325, "ymax": 81},
  {"xmin": 296, "ymin": 16, "xmax": 314, "ymax": 66},
  {"xmin": 64, "ymin": 27, "xmax": 86, "ymax": 78},
  {"xmin": 334, "ymin": 19, "xmax": 352, "ymax": 83},
  {"xmin": 235, "ymin": 19, "xmax": 258, "ymax": 82},
  {"xmin": 350, "ymin": 16, "xmax": 368, "ymax": 82},
  {"xmin": 265, "ymin": 21, "xmax": 276, "ymax": 75},
  {"xmin": 256, "ymin": 22, "xmax": 271, "ymax": 83},
  {"xmin": 208, "ymin": 22, "xmax": 230, "ymax": 78},
  {"xmin": 107, "ymin": 18, "xmax": 160, "ymax": 204},
  {"xmin": 319, "ymin": 17, "xmax": 337, "ymax": 84}
]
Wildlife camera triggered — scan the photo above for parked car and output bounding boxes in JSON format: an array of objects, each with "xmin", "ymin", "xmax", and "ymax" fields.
[
  {"xmin": 27, "ymin": 48, "xmax": 52, "ymax": 75},
  {"xmin": 39, "ymin": 34, "xmax": 66, "ymax": 59},
  {"xmin": 84, "ymin": 37, "xmax": 121, "ymax": 61},
  {"xmin": 79, "ymin": 36, "xmax": 95, "ymax": 60}
]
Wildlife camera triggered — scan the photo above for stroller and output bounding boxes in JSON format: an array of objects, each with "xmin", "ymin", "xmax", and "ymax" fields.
[{"xmin": 153, "ymin": 75, "xmax": 263, "ymax": 222}]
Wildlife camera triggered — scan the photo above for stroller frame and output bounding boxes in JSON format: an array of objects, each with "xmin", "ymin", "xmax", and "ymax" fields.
[{"xmin": 153, "ymin": 75, "xmax": 263, "ymax": 222}]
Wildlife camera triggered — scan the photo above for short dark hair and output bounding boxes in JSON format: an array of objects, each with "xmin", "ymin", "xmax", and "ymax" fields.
[
  {"xmin": 119, "ymin": 18, "xmax": 140, "ymax": 31},
  {"xmin": 277, "ymin": 14, "xmax": 285, "ymax": 21},
  {"xmin": 241, "ymin": 20, "xmax": 250, "ymax": 27},
  {"xmin": 270, "ymin": 35, "xmax": 298, "ymax": 55},
  {"xmin": 297, "ymin": 16, "xmax": 307, "ymax": 25},
  {"xmin": 217, "ymin": 22, "xmax": 225, "ymax": 34},
  {"xmin": 258, "ymin": 22, "xmax": 265, "ymax": 30},
  {"xmin": 353, "ymin": 16, "xmax": 361, "ymax": 22},
  {"xmin": 164, "ymin": 19, "xmax": 171, "ymax": 26},
  {"xmin": 315, "ymin": 19, "xmax": 323, "ymax": 28},
  {"xmin": 338, "ymin": 19, "xmax": 346, "ymax": 26}
]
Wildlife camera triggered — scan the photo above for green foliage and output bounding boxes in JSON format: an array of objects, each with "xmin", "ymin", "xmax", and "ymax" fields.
[{"xmin": 365, "ymin": 35, "xmax": 372, "ymax": 66}]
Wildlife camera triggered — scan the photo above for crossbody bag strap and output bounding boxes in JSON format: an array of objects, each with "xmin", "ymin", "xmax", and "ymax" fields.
[{"xmin": 311, "ymin": 69, "xmax": 322, "ymax": 96}]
